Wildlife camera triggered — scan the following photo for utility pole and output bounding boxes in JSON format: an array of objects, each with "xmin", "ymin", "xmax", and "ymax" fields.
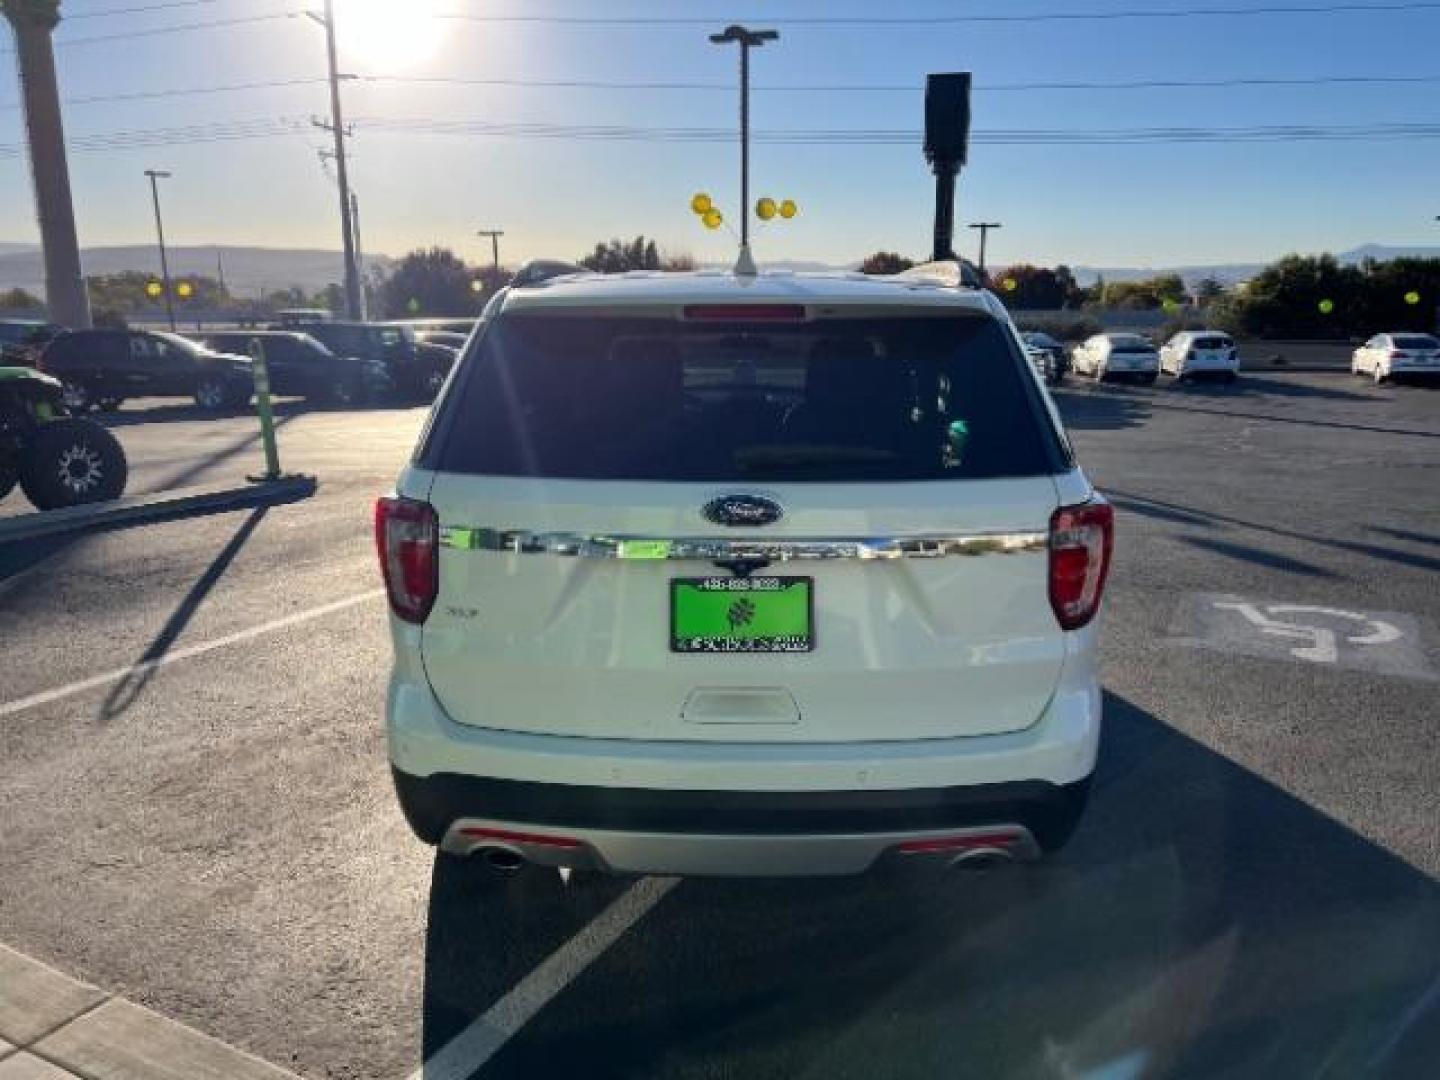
[
  {"xmin": 3, "ymin": 0, "xmax": 91, "ymax": 328},
  {"xmin": 476, "ymin": 229, "xmax": 503, "ymax": 286},
  {"xmin": 350, "ymin": 191, "xmax": 366, "ymax": 320},
  {"xmin": 216, "ymin": 248, "xmax": 226, "ymax": 295},
  {"xmin": 144, "ymin": 169, "xmax": 176, "ymax": 330},
  {"xmin": 968, "ymin": 222, "xmax": 1002, "ymax": 277},
  {"xmin": 308, "ymin": 0, "xmax": 361, "ymax": 321},
  {"xmin": 709, "ymin": 24, "xmax": 778, "ymax": 259}
]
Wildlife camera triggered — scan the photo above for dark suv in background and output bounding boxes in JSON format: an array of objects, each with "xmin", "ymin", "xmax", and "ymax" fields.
[
  {"xmin": 198, "ymin": 330, "xmax": 389, "ymax": 406},
  {"xmin": 0, "ymin": 319, "xmax": 64, "ymax": 366},
  {"xmin": 276, "ymin": 321, "xmax": 454, "ymax": 401},
  {"xmin": 37, "ymin": 329, "xmax": 252, "ymax": 412}
]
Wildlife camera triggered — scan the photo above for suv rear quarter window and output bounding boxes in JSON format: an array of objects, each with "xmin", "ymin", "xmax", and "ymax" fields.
[{"xmin": 423, "ymin": 310, "xmax": 1068, "ymax": 482}]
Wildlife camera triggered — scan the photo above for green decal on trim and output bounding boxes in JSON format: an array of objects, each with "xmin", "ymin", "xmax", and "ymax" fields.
[
  {"xmin": 447, "ymin": 527, "xmax": 480, "ymax": 550},
  {"xmin": 618, "ymin": 539, "xmax": 672, "ymax": 561}
]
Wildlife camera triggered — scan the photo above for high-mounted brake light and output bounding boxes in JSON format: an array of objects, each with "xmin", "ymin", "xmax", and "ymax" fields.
[
  {"xmin": 682, "ymin": 304, "xmax": 807, "ymax": 321},
  {"xmin": 375, "ymin": 496, "xmax": 438, "ymax": 624},
  {"xmin": 1048, "ymin": 498, "xmax": 1114, "ymax": 631}
]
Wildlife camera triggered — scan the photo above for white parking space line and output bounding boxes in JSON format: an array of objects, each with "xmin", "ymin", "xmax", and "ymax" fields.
[
  {"xmin": 0, "ymin": 590, "xmax": 385, "ymax": 719},
  {"xmin": 409, "ymin": 875, "xmax": 680, "ymax": 1080}
]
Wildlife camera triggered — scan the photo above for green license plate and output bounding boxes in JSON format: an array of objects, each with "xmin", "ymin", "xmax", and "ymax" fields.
[{"xmin": 670, "ymin": 577, "xmax": 814, "ymax": 654}]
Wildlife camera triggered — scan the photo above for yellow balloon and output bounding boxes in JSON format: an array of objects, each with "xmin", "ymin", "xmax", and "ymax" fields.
[
  {"xmin": 145, "ymin": 281, "xmax": 163, "ymax": 298},
  {"xmin": 756, "ymin": 197, "xmax": 777, "ymax": 221},
  {"xmin": 1318, "ymin": 298, "xmax": 1335, "ymax": 314},
  {"xmin": 779, "ymin": 199, "xmax": 797, "ymax": 219},
  {"xmin": 1003, "ymin": 278, "xmax": 1019, "ymax": 293},
  {"xmin": 1405, "ymin": 290, "xmax": 1421, "ymax": 305},
  {"xmin": 702, "ymin": 209, "xmax": 723, "ymax": 230},
  {"xmin": 176, "ymin": 281, "xmax": 194, "ymax": 299},
  {"xmin": 470, "ymin": 279, "xmax": 484, "ymax": 293},
  {"xmin": 691, "ymin": 192, "xmax": 713, "ymax": 215}
]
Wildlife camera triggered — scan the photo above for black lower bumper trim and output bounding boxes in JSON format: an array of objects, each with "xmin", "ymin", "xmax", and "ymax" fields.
[{"xmin": 391, "ymin": 768, "xmax": 1092, "ymax": 852}]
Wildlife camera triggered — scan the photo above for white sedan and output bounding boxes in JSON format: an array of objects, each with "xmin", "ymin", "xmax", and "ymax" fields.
[
  {"xmin": 1071, "ymin": 333, "xmax": 1160, "ymax": 384},
  {"xmin": 1160, "ymin": 331, "xmax": 1240, "ymax": 382},
  {"xmin": 1352, "ymin": 333, "xmax": 1440, "ymax": 385}
]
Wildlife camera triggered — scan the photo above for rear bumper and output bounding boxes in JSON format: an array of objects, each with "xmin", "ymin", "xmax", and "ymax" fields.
[
  {"xmin": 394, "ymin": 768, "xmax": 1090, "ymax": 874},
  {"xmin": 386, "ymin": 626, "xmax": 1101, "ymax": 873}
]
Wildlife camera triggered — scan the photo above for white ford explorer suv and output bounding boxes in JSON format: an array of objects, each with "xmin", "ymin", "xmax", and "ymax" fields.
[{"xmin": 379, "ymin": 263, "xmax": 1113, "ymax": 877}]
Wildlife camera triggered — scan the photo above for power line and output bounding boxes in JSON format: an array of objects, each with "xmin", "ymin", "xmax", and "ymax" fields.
[
  {"xmin": 53, "ymin": 11, "xmax": 300, "ymax": 48},
  {"xmin": 8, "ymin": 70, "xmax": 1440, "ymax": 111},
  {"xmin": 7, "ymin": 0, "xmax": 1434, "ymax": 51},
  {"xmin": 63, "ymin": 0, "xmax": 231, "ymax": 19},
  {"xmin": 431, "ymin": 2, "xmax": 1440, "ymax": 25},
  {"xmin": 10, "ymin": 116, "xmax": 1440, "ymax": 158},
  {"xmin": 0, "ymin": 77, "xmax": 327, "ymax": 111}
]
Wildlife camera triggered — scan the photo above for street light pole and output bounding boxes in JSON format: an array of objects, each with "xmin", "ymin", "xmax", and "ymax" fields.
[
  {"xmin": 968, "ymin": 222, "xmax": 1002, "ymax": 277},
  {"xmin": 708, "ymin": 24, "xmax": 778, "ymax": 252},
  {"xmin": 144, "ymin": 169, "xmax": 176, "ymax": 330},
  {"xmin": 477, "ymin": 229, "xmax": 503, "ymax": 284}
]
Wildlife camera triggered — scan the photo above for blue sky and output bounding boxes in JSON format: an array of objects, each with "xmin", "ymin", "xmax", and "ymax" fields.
[{"xmin": 2, "ymin": 0, "xmax": 1439, "ymax": 273}]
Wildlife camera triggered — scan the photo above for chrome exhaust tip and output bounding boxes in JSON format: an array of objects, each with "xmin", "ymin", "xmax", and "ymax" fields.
[{"xmin": 947, "ymin": 847, "xmax": 1017, "ymax": 872}]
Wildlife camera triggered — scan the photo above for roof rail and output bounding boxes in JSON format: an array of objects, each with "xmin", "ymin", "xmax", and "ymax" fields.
[
  {"xmin": 895, "ymin": 258, "xmax": 985, "ymax": 289},
  {"xmin": 510, "ymin": 259, "xmax": 589, "ymax": 288}
]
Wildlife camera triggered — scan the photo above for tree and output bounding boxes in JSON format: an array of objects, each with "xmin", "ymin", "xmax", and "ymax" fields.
[
  {"xmin": 377, "ymin": 246, "xmax": 481, "ymax": 318},
  {"xmin": 1194, "ymin": 277, "xmax": 1227, "ymax": 304},
  {"xmin": 578, "ymin": 236, "xmax": 664, "ymax": 273},
  {"xmin": 990, "ymin": 264, "xmax": 1074, "ymax": 309},
  {"xmin": 0, "ymin": 287, "xmax": 42, "ymax": 311},
  {"xmin": 859, "ymin": 252, "xmax": 915, "ymax": 275},
  {"xmin": 85, "ymin": 271, "xmax": 229, "ymax": 312}
]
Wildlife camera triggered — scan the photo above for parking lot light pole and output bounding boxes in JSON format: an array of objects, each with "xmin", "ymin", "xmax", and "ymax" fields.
[
  {"xmin": 709, "ymin": 24, "xmax": 778, "ymax": 258},
  {"xmin": 477, "ymin": 229, "xmax": 503, "ymax": 287},
  {"xmin": 144, "ymin": 169, "xmax": 176, "ymax": 330},
  {"xmin": 968, "ymin": 221, "xmax": 1002, "ymax": 278}
]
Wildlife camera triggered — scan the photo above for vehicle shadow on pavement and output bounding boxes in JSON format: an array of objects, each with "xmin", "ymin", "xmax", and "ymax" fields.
[
  {"xmin": 1051, "ymin": 387, "xmax": 1152, "ymax": 432},
  {"xmin": 419, "ymin": 692, "xmax": 1439, "ymax": 1080},
  {"xmin": 137, "ymin": 413, "xmax": 301, "ymax": 495},
  {"xmin": 1171, "ymin": 374, "xmax": 1372, "ymax": 402},
  {"xmin": 1111, "ymin": 488, "xmax": 1440, "ymax": 576}
]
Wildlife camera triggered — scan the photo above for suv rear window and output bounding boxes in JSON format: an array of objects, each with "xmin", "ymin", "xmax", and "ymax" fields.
[
  {"xmin": 1392, "ymin": 334, "xmax": 1439, "ymax": 350},
  {"xmin": 1190, "ymin": 335, "xmax": 1232, "ymax": 350},
  {"xmin": 1108, "ymin": 337, "xmax": 1154, "ymax": 354},
  {"xmin": 425, "ymin": 311, "xmax": 1066, "ymax": 482}
]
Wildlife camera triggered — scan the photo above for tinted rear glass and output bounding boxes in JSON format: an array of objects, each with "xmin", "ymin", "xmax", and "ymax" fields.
[
  {"xmin": 1190, "ymin": 335, "xmax": 1232, "ymax": 350},
  {"xmin": 426, "ymin": 312, "xmax": 1064, "ymax": 482},
  {"xmin": 1392, "ymin": 334, "xmax": 1440, "ymax": 350},
  {"xmin": 1109, "ymin": 337, "xmax": 1154, "ymax": 354}
]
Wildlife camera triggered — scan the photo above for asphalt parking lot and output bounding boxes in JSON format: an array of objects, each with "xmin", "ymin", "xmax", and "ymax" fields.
[{"xmin": 1, "ymin": 372, "xmax": 1437, "ymax": 1079}]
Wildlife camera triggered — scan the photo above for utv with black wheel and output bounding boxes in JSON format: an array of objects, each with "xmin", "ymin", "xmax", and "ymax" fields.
[{"xmin": 0, "ymin": 367, "xmax": 128, "ymax": 511}]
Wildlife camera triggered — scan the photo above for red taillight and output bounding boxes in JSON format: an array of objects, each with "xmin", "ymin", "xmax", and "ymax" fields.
[
  {"xmin": 375, "ymin": 496, "xmax": 438, "ymax": 624},
  {"xmin": 1049, "ymin": 498, "xmax": 1114, "ymax": 631},
  {"xmin": 1390, "ymin": 351, "xmax": 1410, "ymax": 360},
  {"xmin": 682, "ymin": 304, "xmax": 807, "ymax": 321}
]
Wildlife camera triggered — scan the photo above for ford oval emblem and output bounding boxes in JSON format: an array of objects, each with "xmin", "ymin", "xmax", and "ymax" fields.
[{"xmin": 702, "ymin": 494, "xmax": 784, "ymax": 528}]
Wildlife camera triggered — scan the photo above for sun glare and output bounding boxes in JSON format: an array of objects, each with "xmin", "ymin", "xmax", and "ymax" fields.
[{"xmin": 336, "ymin": 0, "xmax": 444, "ymax": 72}]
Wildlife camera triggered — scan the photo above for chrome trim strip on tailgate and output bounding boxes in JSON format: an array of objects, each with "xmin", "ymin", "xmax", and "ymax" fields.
[{"xmin": 439, "ymin": 527, "xmax": 1047, "ymax": 560}]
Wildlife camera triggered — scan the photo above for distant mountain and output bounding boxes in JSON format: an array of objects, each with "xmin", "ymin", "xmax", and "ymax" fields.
[
  {"xmin": 1069, "ymin": 263, "xmax": 1262, "ymax": 287},
  {"xmin": 1337, "ymin": 243, "xmax": 1440, "ymax": 263},
  {"xmin": 0, "ymin": 244, "xmax": 394, "ymax": 298}
]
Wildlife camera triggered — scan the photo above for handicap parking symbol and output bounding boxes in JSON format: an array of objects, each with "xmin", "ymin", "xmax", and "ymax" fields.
[{"xmin": 1173, "ymin": 594, "xmax": 1434, "ymax": 680}]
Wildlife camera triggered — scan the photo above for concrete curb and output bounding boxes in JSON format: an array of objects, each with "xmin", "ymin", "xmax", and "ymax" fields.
[{"xmin": 0, "ymin": 476, "xmax": 317, "ymax": 545}]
